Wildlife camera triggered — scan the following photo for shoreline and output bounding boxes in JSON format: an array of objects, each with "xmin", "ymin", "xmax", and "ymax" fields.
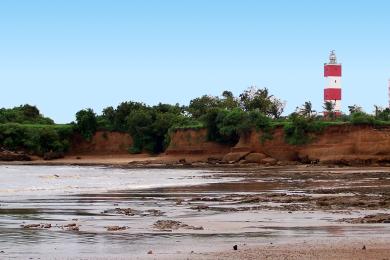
[{"xmin": 0, "ymin": 153, "xmax": 379, "ymax": 169}]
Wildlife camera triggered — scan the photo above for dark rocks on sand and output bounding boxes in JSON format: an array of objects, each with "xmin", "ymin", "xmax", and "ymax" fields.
[
  {"xmin": 114, "ymin": 207, "xmax": 140, "ymax": 216},
  {"xmin": 261, "ymin": 157, "xmax": 278, "ymax": 165},
  {"xmin": 21, "ymin": 224, "xmax": 41, "ymax": 229},
  {"xmin": 63, "ymin": 223, "xmax": 79, "ymax": 231},
  {"xmin": 21, "ymin": 223, "xmax": 52, "ymax": 229},
  {"xmin": 106, "ymin": 226, "xmax": 127, "ymax": 231},
  {"xmin": 244, "ymin": 153, "xmax": 267, "ymax": 163},
  {"xmin": 222, "ymin": 152, "xmax": 250, "ymax": 163},
  {"xmin": 153, "ymin": 220, "xmax": 203, "ymax": 231},
  {"xmin": 233, "ymin": 245, "xmax": 238, "ymax": 250},
  {"xmin": 0, "ymin": 149, "xmax": 31, "ymax": 161},
  {"xmin": 340, "ymin": 213, "xmax": 390, "ymax": 224},
  {"xmin": 147, "ymin": 250, "xmax": 153, "ymax": 254}
]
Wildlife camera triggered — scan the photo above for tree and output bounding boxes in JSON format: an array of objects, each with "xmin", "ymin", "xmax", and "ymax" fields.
[
  {"xmin": 220, "ymin": 90, "xmax": 240, "ymax": 110},
  {"xmin": 239, "ymin": 86, "xmax": 285, "ymax": 117},
  {"xmin": 188, "ymin": 95, "xmax": 220, "ymax": 118},
  {"xmin": 239, "ymin": 86, "xmax": 272, "ymax": 113},
  {"xmin": 323, "ymin": 101, "xmax": 335, "ymax": 119},
  {"xmin": 348, "ymin": 104, "xmax": 363, "ymax": 115},
  {"xmin": 269, "ymin": 97, "xmax": 286, "ymax": 119},
  {"xmin": 20, "ymin": 104, "xmax": 40, "ymax": 119},
  {"xmin": 75, "ymin": 108, "xmax": 97, "ymax": 141},
  {"xmin": 299, "ymin": 101, "xmax": 316, "ymax": 118},
  {"xmin": 375, "ymin": 106, "xmax": 390, "ymax": 121}
]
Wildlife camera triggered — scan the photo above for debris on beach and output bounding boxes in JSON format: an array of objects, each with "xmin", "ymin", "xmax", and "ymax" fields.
[{"xmin": 153, "ymin": 220, "xmax": 203, "ymax": 231}]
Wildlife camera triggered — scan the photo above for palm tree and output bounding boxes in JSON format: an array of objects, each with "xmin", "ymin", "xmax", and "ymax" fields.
[
  {"xmin": 300, "ymin": 101, "xmax": 315, "ymax": 118},
  {"xmin": 323, "ymin": 101, "xmax": 335, "ymax": 119}
]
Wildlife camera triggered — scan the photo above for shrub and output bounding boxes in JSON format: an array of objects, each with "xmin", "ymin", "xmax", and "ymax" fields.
[
  {"xmin": 0, "ymin": 123, "xmax": 74, "ymax": 155},
  {"xmin": 284, "ymin": 115, "xmax": 325, "ymax": 145},
  {"xmin": 350, "ymin": 112, "xmax": 376, "ymax": 125}
]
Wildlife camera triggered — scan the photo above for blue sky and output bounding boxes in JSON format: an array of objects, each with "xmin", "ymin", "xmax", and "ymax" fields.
[{"xmin": 0, "ymin": 0, "xmax": 389, "ymax": 123}]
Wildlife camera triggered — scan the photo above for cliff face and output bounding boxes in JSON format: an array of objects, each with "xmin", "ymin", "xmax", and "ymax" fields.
[
  {"xmin": 69, "ymin": 131, "xmax": 133, "ymax": 155},
  {"xmin": 234, "ymin": 125, "xmax": 390, "ymax": 164},
  {"xmin": 165, "ymin": 128, "xmax": 231, "ymax": 155}
]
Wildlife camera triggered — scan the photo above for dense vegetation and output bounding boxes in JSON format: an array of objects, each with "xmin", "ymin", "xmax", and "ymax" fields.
[
  {"xmin": 3, "ymin": 87, "xmax": 390, "ymax": 156},
  {"xmin": 0, "ymin": 123, "xmax": 74, "ymax": 155}
]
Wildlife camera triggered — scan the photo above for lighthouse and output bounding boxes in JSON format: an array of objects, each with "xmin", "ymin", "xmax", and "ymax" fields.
[{"xmin": 324, "ymin": 50, "xmax": 342, "ymax": 116}]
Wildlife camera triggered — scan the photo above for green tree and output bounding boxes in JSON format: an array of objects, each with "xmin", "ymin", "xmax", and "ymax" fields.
[
  {"xmin": 239, "ymin": 86, "xmax": 285, "ymax": 117},
  {"xmin": 323, "ymin": 101, "xmax": 335, "ymax": 120},
  {"xmin": 188, "ymin": 95, "xmax": 220, "ymax": 118},
  {"xmin": 348, "ymin": 104, "xmax": 363, "ymax": 115},
  {"xmin": 299, "ymin": 101, "xmax": 315, "ymax": 118},
  {"xmin": 75, "ymin": 108, "xmax": 97, "ymax": 141}
]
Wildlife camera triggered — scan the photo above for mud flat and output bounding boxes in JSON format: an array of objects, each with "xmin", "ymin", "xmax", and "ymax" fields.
[{"xmin": 1, "ymin": 165, "xmax": 390, "ymax": 259}]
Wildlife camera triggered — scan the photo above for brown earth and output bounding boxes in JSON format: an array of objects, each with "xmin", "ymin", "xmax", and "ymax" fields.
[
  {"xmin": 233, "ymin": 125, "xmax": 390, "ymax": 165},
  {"xmin": 69, "ymin": 131, "xmax": 133, "ymax": 155},
  {"xmin": 165, "ymin": 128, "xmax": 231, "ymax": 155}
]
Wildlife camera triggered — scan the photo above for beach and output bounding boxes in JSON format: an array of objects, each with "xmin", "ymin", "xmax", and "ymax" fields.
[{"xmin": 1, "ymin": 164, "xmax": 390, "ymax": 259}]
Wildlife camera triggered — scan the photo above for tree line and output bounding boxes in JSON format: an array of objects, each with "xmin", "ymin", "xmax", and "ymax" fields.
[{"xmin": 2, "ymin": 86, "xmax": 390, "ymax": 155}]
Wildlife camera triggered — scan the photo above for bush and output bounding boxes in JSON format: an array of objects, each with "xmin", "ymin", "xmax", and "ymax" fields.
[
  {"xmin": 350, "ymin": 112, "xmax": 376, "ymax": 125},
  {"xmin": 284, "ymin": 115, "xmax": 325, "ymax": 145},
  {"xmin": 0, "ymin": 123, "xmax": 74, "ymax": 155}
]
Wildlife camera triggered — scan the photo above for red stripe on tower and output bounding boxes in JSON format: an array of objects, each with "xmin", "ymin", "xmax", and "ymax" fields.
[
  {"xmin": 324, "ymin": 65, "xmax": 342, "ymax": 77},
  {"xmin": 324, "ymin": 88, "xmax": 341, "ymax": 100}
]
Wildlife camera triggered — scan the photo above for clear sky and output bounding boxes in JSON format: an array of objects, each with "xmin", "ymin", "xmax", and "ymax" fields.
[{"xmin": 0, "ymin": 0, "xmax": 389, "ymax": 123}]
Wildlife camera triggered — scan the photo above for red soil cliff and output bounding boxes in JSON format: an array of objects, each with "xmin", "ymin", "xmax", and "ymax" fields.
[
  {"xmin": 69, "ymin": 131, "xmax": 133, "ymax": 155},
  {"xmin": 234, "ymin": 125, "xmax": 390, "ymax": 164},
  {"xmin": 165, "ymin": 128, "xmax": 231, "ymax": 155}
]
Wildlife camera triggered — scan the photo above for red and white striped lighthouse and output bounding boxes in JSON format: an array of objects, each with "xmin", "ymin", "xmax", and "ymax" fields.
[{"xmin": 324, "ymin": 50, "xmax": 342, "ymax": 116}]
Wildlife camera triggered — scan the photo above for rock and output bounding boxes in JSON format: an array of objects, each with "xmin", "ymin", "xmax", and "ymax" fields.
[
  {"xmin": 22, "ymin": 224, "xmax": 41, "ymax": 229},
  {"xmin": 114, "ymin": 207, "xmax": 140, "ymax": 216},
  {"xmin": 178, "ymin": 158, "xmax": 186, "ymax": 164},
  {"xmin": 244, "ymin": 153, "xmax": 267, "ymax": 163},
  {"xmin": 153, "ymin": 220, "xmax": 203, "ymax": 231},
  {"xmin": 22, "ymin": 223, "xmax": 52, "ymax": 229},
  {"xmin": 0, "ymin": 150, "xmax": 31, "ymax": 161},
  {"xmin": 362, "ymin": 245, "xmax": 366, "ymax": 250},
  {"xmin": 233, "ymin": 245, "xmax": 238, "ymax": 250},
  {"xmin": 261, "ymin": 157, "xmax": 277, "ymax": 165},
  {"xmin": 207, "ymin": 157, "xmax": 222, "ymax": 164},
  {"xmin": 147, "ymin": 250, "xmax": 153, "ymax": 254},
  {"xmin": 42, "ymin": 223, "xmax": 52, "ymax": 228},
  {"xmin": 222, "ymin": 152, "xmax": 250, "ymax": 163},
  {"xmin": 106, "ymin": 225, "xmax": 127, "ymax": 231},
  {"xmin": 144, "ymin": 209, "xmax": 164, "ymax": 216},
  {"xmin": 43, "ymin": 151, "xmax": 64, "ymax": 160},
  {"xmin": 63, "ymin": 223, "xmax": 79, "ymax": 231},
  {"xmin": 190, "ymin": 205, "xmax": 209, "ymax": 211}
]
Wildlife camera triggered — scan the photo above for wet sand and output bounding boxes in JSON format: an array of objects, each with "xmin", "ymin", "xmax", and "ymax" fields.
[{"xmin": 1, "ymin": 165, "xmax": 390, "ymax": 259}]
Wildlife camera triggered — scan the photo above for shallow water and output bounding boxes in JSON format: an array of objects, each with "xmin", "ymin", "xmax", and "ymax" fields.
[{"xmin": 1, "ymin": 165, "xmax": 390, "ymax": 259}]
